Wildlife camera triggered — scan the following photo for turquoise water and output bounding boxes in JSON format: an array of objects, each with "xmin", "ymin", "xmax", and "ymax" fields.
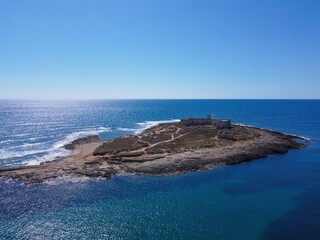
[{"xmin": 0, "ymin": 100, "xmax": 319, "ymax": 239}]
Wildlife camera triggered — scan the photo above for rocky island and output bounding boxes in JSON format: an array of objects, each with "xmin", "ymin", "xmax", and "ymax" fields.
[{"xmin": 0, "ymin": 117, "xmax": 307, "ymax": 184}]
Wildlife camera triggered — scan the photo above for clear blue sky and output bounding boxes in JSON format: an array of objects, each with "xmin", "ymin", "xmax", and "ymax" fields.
[{"xmin": 0, "ymin": 0, "xmax": 319, "ymax": 99}]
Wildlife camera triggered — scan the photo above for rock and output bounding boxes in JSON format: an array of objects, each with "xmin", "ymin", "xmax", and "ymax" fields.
[
  {"xmin": 65, "ymin": 135, "xmax": 101, "ymax": 150},
  {"xmin": 0, "ymin": 122, "xmax": 308, "ymax": 185}
]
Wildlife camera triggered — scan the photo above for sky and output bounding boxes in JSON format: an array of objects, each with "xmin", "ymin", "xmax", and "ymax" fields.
[{"xmin": 0, "ymin": 0, "xmax": 319, "ymax": 99}]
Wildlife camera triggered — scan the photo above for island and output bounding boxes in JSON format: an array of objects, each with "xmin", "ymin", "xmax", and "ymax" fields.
[{"xmin": 0, "ymin": 116, "xmax": 307, "ymax": 184}]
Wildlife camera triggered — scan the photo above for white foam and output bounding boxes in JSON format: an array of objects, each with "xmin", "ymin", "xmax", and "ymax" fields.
[
  {"xmin": 11, "ymin": 133, "xmax": 32, "ymax": 138},
  {"xmin": 28, "ymin": 136, "xmax": 49, "ymax": 141},
  {"xmin": 0, "ymin": 127, "xmax": 111, "ymax": 165},
  {"xmin": 25, "ymin": 148, "xmax": 70, "ymax": 166},
  {"xmin": 117, "ymin": 119, "xmax": 179, "ymax": 134},
  {"xmin": 20, "ymin": 142, "xmax": 44, "ymax": 148},
  {"xmin": 28, "ymin": 127, "xmax": 111, "ymax": 165},
  {"xmin": 44, "ymin": 175, "xmax": 92, "ymax": 185},
  {"xmin": 0, "ymin": 149, "xmax": 50, "ymax": 160},
  {"xmin": 1, "ymin": 121, "xmax": 181, "ymax": 166},
  {"xmin": 117, "ymin": 127, "xmax": 137, "ymax": 132},
  {"xmin": 5, "ymin": 142, "xmax": 44, "ymax": 150},
  {"xmin": 0, "ymin": 140, "xmax": 14, "ymax": 144},
  {"xmin": 134, "ymin": 119, "xmax": 180, "ymax": 134},
  {"xmin": 52, "ymin": 127, "xmax": 111, "ymax": 149}
]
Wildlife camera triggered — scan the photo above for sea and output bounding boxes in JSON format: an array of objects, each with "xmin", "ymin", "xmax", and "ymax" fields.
[{"xmin": 0, "ymin": 99, "xmax": 319, "ymax": 240}]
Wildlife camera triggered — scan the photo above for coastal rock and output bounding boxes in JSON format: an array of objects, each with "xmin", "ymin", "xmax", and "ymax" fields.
[
  {"xmin": 64, "ymin": 135, "xmax": 101, "ymax": 150},
  {"xmin": 0, "ymin": 122, "xmax": 307, "ymax": 184}
]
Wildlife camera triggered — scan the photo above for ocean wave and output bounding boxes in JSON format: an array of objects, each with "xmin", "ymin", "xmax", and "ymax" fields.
[
  {"xmin": 24, "ymin": 148, "xmax": 70, "ymax": 166},
  {"xmin": 11, "ymin": 133, "xmax": 31, "ymax": 138},
  {"xmin": 0, "ymin": 149, "xmax": 50, "ymax": 160},
  {"xmin": 0, "ymin": 140, "xmax": 14, "ymax": 144},
  {"xmin": 52, "ymin": 127, "xmax": 111, "ymax": 149},
  {"xmin": 21, "ymin": 142, "xmax": 44, "ymax": 148},
  {"xmin": 17, "ymin": 121, "xmax": 62, "ymax": 126},
  {"xmin": 0, "ymin": 138, "xmax": 48, "ymax": 146},
  {"xmin": 117, "ymin": 127, "xmax": 137, "ymax": 132},
  {"xmin": 30, "ymin": 127, "xmax": 111, "ymax": 165},
  {"xmin": 5, "ymin": 142, "xmax": 45, "ymax": 150},
  {"xmin": 1, "ymin": 122, "xmax": 178, "ymax": 165},
  {"xmin": 0, "ymin": 127, "xmax": 111, "ymax": 165},
  {"xmin": 117, "ymin": 119, "xmax": 180, "ymax": 134},
  {"xmin": 134, "ymin": 119, "xmax": 180, "ymax": 134},
  {"xmin": 28, "ymin": 136, "xmax": 52, "ymax": 141}
]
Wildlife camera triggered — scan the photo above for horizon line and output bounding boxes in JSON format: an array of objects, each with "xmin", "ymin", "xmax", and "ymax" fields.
[{"xmin": 0, "ymin": 98, "xmax": 319, "ymax": 101}]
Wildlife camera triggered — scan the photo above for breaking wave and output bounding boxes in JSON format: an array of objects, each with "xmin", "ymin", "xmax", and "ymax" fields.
[
  {"xmin": 117, "ymin": 119, "xmax": 180, "ymax": 134},
  {"xmin": 117, "ymin": 127, "xmax": 137, "ymax": 132},
  {"xmin": 0, "ymin": 149, "xmax": 50, "ymax": 160},
  {"xmin": 1, "ymin": 120, "xmax": 180, "ymax": 166},
  {"xmin": 0, "ymin": 140, "xmax": 14, "ymax": 144},
  {"xmin": 52, "ymin": 127, "xmax": 110, "ymax": 149},
  {"xmin": 135, "ymin": 119, "xmax": 180, "ymax": 134},
  {"xmin": 0, "ymin": 127, "xmax": 111, "ymax": 165}
]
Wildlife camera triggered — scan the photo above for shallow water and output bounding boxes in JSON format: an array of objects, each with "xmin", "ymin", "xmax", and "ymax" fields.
[{"xmin": 0, "ymin": 100, "xmax": 319, "ymax": 239}]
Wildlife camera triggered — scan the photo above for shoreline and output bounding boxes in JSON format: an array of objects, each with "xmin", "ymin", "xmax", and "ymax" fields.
[
  {"xmin": 233, "ymin": 123, "xmax": 312, "ymax": 142},
  {"xmin": 0, "ymin": 122, "xmax": 307, "ymax": 185}
]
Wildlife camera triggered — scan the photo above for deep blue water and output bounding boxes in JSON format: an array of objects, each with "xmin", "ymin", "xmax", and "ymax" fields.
[{"xmin": 0, "ymin": 100, "xmax": 319, "ymax": 239}]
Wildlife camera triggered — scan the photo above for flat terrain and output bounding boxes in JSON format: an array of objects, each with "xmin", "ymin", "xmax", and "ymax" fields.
[{"xmin": 0, "ymin": 122, "xmax": 306, "ymax": 184}]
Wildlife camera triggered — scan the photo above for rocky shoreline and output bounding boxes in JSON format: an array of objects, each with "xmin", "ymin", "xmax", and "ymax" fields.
[{"xmin": 0, "ymin": 122, "xmax": 307, "ymax": 184}]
